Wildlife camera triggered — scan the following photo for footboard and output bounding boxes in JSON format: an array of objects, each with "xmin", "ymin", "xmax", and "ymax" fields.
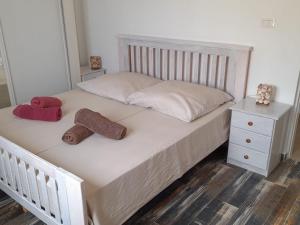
[{"xmin": 0, "ymin": 136, "xmax": 88, "ymax": 225}]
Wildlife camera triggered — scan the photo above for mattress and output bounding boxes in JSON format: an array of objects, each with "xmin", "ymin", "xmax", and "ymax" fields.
[{"xmin": 0, "ymin": 89, "xmax": 233, "ymax": 225}]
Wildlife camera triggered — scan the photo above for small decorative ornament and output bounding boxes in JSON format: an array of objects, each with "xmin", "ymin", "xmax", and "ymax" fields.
[
  {"xmin": 90, "ymin": 56, "xmax": 102, "ymax": 70},
  {"xmin": 256, "ymin": 84, "xmax": 273, "ymax": 105}
]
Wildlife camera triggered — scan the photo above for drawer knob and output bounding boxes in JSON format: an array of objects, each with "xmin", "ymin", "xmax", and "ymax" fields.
[
  {"xmin": 248, "ymin": 121, "xmax": 254, "ymax": 126},
  {"xmin": 246, "ymin": 138, "xmax": 252, "ymax": 144},
  {"xmin": 244, "ymin": 155, "xmax": 249, "ymax": 160}
]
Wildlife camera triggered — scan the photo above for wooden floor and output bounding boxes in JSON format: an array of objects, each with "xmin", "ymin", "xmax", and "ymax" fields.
[
  {"xmin": 0, "ymin": 191, "xmax": 44, "ymax": 225},
  {"xmin": 0, "ymin": 147, "xmax": 299, "ymax": 225}
]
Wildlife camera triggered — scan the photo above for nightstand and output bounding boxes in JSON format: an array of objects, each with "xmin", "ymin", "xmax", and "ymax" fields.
[
  {"xmin": 80, "ymin": 66, "xmax": 106, "ymax": 81},
  {"xmin": 227, "ymin": 97, "xmax": 291, "ymax": 176}
]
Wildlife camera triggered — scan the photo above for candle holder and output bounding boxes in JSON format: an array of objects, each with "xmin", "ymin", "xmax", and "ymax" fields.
[
  {"xmin": 90, "ymin": 56, "xmax": 102, "ymax": 70},
  {"xmin": 256, "ymin": 84, "xmax": 273, "ymax": 105}
]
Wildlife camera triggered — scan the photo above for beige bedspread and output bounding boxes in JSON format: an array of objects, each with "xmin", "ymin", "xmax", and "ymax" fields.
[{"xmin": 0, "ymin": 89, "xmax": 232, "ymax": 225}]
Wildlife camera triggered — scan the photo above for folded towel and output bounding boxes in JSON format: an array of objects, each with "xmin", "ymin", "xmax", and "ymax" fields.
[
  {"xmin": 75, "ymin": 108, "xmax": 127, "ymax": 140},
  {"xmin": 31, "ymin": 96, "xmax": 62, "ymax": 108},
  {"xmin": 62, "ymin": 125, "xmax": 94, "ymax": 145},
  {"xmin": 13, "ymin": 105, "xmax": 62, "ymax": 121}
]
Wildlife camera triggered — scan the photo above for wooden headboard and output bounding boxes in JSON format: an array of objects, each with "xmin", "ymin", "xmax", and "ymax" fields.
[{"xmin": 118, "ymin": 35, "xmax": 253, "ymax": 101}]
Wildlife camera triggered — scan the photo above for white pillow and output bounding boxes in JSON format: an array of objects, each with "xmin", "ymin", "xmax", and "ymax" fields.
[
  {"xmin": 128, "ymin": 80, "xmax": 233, "ymax": 122},
  {"xmin": 77, "ymin": 72, "xmax": 161, "ymax": 103}
]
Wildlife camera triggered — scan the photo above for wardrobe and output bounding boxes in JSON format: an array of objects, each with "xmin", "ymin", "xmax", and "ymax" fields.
[{"xmin": 0, "ymin": 0, "xmax": 80, "ymax": 104}]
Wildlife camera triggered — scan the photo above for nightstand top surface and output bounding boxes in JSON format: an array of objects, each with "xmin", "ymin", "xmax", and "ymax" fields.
[
  {"xmin": 230, "ymin": 97, "xmax": 291, "ymax": 120},
  {"xmin": 80, "ymin": 66, "xmax": 106, "ymax": 76}
]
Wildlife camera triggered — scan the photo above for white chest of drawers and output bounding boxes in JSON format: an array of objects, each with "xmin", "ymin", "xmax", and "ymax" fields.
[{"xmin": 227, "ymin": 97, "xmax": 291, "ymax": 176}]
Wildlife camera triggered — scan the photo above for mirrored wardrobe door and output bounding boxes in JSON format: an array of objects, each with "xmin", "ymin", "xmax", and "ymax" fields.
[
  {"xmin": 0, "ymin": 0, "xmax": 75, "ymax": 104},
  {"xmin": 0, "ymin": 55, "xmax": 11, "ymax": 108}
]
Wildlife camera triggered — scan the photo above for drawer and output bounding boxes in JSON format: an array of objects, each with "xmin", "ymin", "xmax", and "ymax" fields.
[
  {"xmin": 228, "ymin": 143, "xmax": 268, "ymax": 170},
  {"xmin": 231, "ymin": 111, "xmax": 274, "ymax": 136},
  {"xmin": 230, "ymin": 127, "xmax": 271, "ymax": 153}
]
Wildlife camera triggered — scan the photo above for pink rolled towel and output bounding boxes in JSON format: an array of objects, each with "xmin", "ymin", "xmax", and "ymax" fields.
[
  {"xmin": 13, "ymin": 105, "xmax": 62, "ymax": 121},
  {"xmin": 31, "ymin": 96, "xmax": 62, "ymax": 108}
]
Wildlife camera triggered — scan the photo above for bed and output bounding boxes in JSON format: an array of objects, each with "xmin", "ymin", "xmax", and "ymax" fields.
[{"xmin": 0, "ymin": 35, "xmax": 253, "ymax": 225}]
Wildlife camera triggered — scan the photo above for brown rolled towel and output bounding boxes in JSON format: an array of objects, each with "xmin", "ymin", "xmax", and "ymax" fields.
[
  {"xmin": 62, "ymin": 125, "xmax": 94, "ymax": 145},
  {"xmin": 75, "ymin": 108, "xmax": 127, "ymax": 140}
]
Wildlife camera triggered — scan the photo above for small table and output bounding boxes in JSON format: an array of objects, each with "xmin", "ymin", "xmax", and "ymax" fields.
[
  {"xmin": 80, "ymin": 66, "xmax": 106, "ymax": 82},
  {"xmin": 227, "ymin": 97, "xmax": 291, "ymax": 176}
]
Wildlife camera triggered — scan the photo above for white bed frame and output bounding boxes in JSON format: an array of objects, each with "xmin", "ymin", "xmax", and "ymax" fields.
[
  {"xmin": 0, "ymin": 137, "xmax": 87, "ymax": 225},
  {"xmin": 0, "ymin": 35, "xmax": 252, "ymax": 225}
]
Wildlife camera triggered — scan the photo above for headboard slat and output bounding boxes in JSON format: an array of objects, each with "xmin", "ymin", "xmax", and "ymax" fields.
[
  {"xmin": 119, "ymin": 35, "xmax": 253, "ymax": 101},
  {"xmin": 201, "ymin": 54, "xmax": 209, "ymax": 85},
  {"xmin": 217, "ymin": 55, "xmax": 227, "ymax": 90},
  {"xmin": 191, "ymin": 52, "xmax": 199, "ymax": 83},
  {"xmin": 141, "ymin": 47, "xmax": 147, "ymax": 75},
  {"xmin": 169, "ymin": 50, "xmax": 176, "ymax": 80}
]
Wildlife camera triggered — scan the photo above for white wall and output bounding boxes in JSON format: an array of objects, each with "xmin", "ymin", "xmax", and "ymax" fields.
[{"xmin": 81, "ymin": 0, "xmax": 300, "ymax": 104}]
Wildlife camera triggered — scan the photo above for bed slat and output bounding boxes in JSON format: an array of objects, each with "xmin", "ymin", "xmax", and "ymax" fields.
[
  {"xmin": 7, "ymin": 154, "xmax": 17, "ymax": 191},
  {"xmin": 168, "ymin": 50, "xmax": 176, "ymax": 80},
  {"xmin": 148, "ymin": 47, "xmax": 155, "ymax": 77},
  {"xmin": 208, "ymin": 55, "xmax": 218, "ymax": 88},
  {"xmin": 200, "ymin": 54, "xmax": 209, "ymax": 85},
  {"xmin": 0, "ymin": 149, "xmax": 8, "ymax": 184},
  {"xmin": 49, "ymin": 177, "xmax": 62, "ymax": 223},
  {"xmin": 135, "ymin": 46, "xmax": 142, "ymax": 73},
  {"xmin": 39, "ymin": 171, "xmax": 51, "ymax": 215},
  {"xmin": 191, "ymin": 52, "xmax": 199, "ymax": 83},
  {"xmin": 28, "ymin": 165, "xmax": 42, "ymax": 208},
  {"xmin": 130, "ymin": 45, "xmax": 134, "ymax": 72},
  {"xmin": 161, "ymin": 49, "xmax": 168, "ymax": 80},
  {"xmin": 141, "ymin": 46, "xmax": 148, "ymax": 75},
  {"xmin": 155, "ymin": 48, "xmax": 161, "ymax": 79},
  {"xmin": 20, "ymin": 160, "xmax": 32, "ymax": 199},
  {"xmin": 183, "ymin": 51, "xmax": 190, "ymax": 82},
  {"xmin": 226, "ymin": 58, "xmax": 236, "ymax": 95},
  {"xmin": 4, "ymin": 151, "xmax": 14, "ymax": 188},
  {"xmin": 12, "ymin": 155, "xmax": 23, "ymax": 195},
  {"xmin": 217, "ymin": 55, "xmax": 229, "ymax": 90},
  {"xmin": 176, "ymin": 51, "xmax": 183, "ymax": 80}
]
